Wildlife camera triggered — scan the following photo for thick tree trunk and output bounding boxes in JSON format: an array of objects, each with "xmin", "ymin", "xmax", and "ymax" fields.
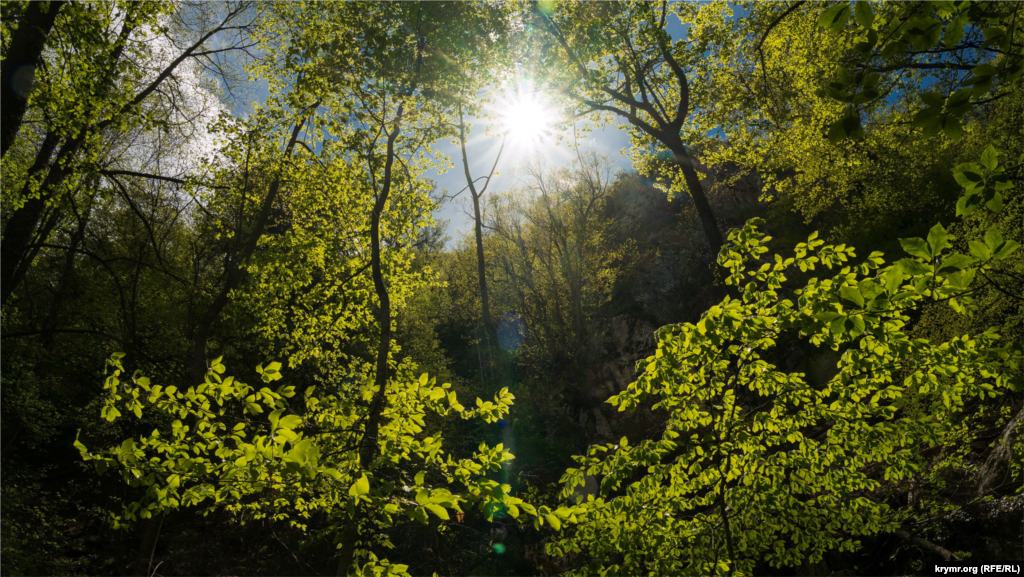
[
  {"xmin": 0, "ymin": 1, "xmax": 64, "ymax": 158},
  {"xmin": 671, "ymin": 145, "xmax": 723, "ymax": 256},
  {"xmin": 1, "ymin": 134, "xmax": 75, "ymax": 307}
]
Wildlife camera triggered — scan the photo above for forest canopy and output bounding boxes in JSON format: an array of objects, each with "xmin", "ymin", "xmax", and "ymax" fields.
[{"xmin": 1, "ymin": 1, "xmax": 1021, "ymax": 576}]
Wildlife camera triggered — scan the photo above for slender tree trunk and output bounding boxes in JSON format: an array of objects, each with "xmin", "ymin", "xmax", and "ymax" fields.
[
  {"xmin": 357, "ymin": 112, "xmax": 402, "ymax": 474},
  {"xmin": 190, "ymin": 121, "xmax": 305, "ymax": 384},
  {"xmin": 470, "ymin": 190, "xmax": 494, "ymax": 336},
  {"xmin": 338, "ymin": 115, "xmax": 402, "ymax": 577},
  {"xmin": 335, "ymin": 519, "xmax": 360, "ymax": 577},
  {"xmin": 42, "ymin": 197, "xmax": 93, "ymax": 349},
  {"xmin": 457, "ymin": 105, "xmax": 505, "ymax": 357},
  {"xmin": 128, "ymin": 513, "xmax": 165, "ymax": 576},
  {"xmin": 1, "ymin": 1, "xmax": 64, "ymax": 158}
]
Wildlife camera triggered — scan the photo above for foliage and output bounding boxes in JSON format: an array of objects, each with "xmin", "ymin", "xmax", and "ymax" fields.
[
  {"xmin": 485, "ymin": 155, "xmax": 627, "ymax": 372},
  {"xmin": 548, "ymin": 147, "xmax": 1021, "ymax": 575},
  {"xmin": 76, "ymin": 353, "xmax": 539, "ymax": 575},
  {"xmin": 3, "ymin": 1, "xmax": 1022, "ymax": 574}
]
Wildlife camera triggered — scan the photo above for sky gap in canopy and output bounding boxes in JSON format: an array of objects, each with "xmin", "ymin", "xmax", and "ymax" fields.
[{"xmin": 219, "ymin": 2, "xmax": 697, "ymax": 243}]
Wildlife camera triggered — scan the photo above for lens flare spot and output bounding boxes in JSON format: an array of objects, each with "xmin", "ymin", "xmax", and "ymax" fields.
[
  {"xmin": 492, "ymin": 543, "xmax": 507, "ymax": 554},
  {"xmin": 498, "ymin": 313, "xmax": 525, "ymax": 352}
]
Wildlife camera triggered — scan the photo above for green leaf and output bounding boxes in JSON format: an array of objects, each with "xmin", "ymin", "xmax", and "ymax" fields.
[
  {"xmin": 985, "ymin": 191, "xmax": 1003, "ymax": 213},
  {"xmin": 968, "ymin": 240, "xmax": 992, "ymax": 259},
  {"xmin": 945, "ymin": 15, "xmax": 967, "ymax": 48},
  {"xmin": 985, "ymin": 229, "xmax": 1004, "ymax": 251},
  {"xmin": 956, "ymin": 192, "xmax": 981, "ymax": 217},
  {"xmin": 899, "ymin": 237, "xmax": 931, "ymax": 260},
  {"xmin": 349, "ymin": 474, "xmax": 370, "ymax": 496},
  {"xmin": 830, "ymin": 316, "xmax": 847, "ymax": 335},
  {"xmin": 884, "ymin": 267, "xmax": 905, "ymax": 295},
  {"xmin": 927, "ymin": 223, "xmax": 950, "ymax": 256},
  {"xmin": 269, "ymin": 408, "xmax": 284, "ymax": 430},
  {"xmin": 937, "ymin": 253, "xmax": 974, "ymax": 274},
  {"xmin": 942, "ymin": 115, "xmax": 963, "ymax": 140},
  {"xmin": 854, "ymin": 1, "xmax": 874, "ymax": 28},
  {"xmin": 979, "ymin": 145, "xmax": 999, "ymax": 171},
  {"xmin": 953, "ymin": 163, "xmax": 985, "ymax": 191},
  {"xmin": 994, "ymin": 240, "xmax": 1021, "ymax": 260},
  {"xmin": 839, "ymin": 286, "xmax": 864, "ymax": 308},
  {"xmin": 921, "ymin": 92, "xmax": 945, "ymax": 107},
  {"xmin": 847, "ymin": 315, "xmax": 866, "ymax": 337},
  {"xmin": 827, "ymin": 107, "xmax": 865, "ymax": 143},
  {"xmin": 545, "ymin": 514, "xmax": 562, "ymax": 531},
  {"xmin": 278, "ymin": 415, "xmax": 302, "ymax": 430},
  {"xmin": 897, "ymin": 259, "xmax": 931, "ymax": 275},
  {"xmin": 424, "ymin": 503, "xmax": 449, "ymax": 520},
  {"xmin": 415, "ymin": 471, "xmax": 425, "ymax": 485},
  {"xmin": 818, "ymin": 4, "xmax": 851, "ymax": 33}
]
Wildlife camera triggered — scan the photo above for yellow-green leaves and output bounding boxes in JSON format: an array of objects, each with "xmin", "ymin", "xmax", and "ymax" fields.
[
  {"xmin": 80, "ymin": 354, "xmax": 538, "ymax": 569},
  {"xmin": 899, "ymin": 223, "xmax": 949, "ymax": 261},
  {"xmin": 349, "ymin": 474, "xmax": 370, "ymax": 497},
  {"xmin": 954, "ymin": 146, "xmax": 1015, "ymax": 216},
  {"xmin": 423, "ymin": 503, "xmax": 449, "ymax": 520},
  {"xmin": 557, "ymin": 206, "xmax": 1020, "ymax": 573}
]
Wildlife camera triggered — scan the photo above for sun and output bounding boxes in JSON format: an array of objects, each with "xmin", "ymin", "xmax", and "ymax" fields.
[{"xmin": 499, "ymin": 89, "xmax": 557, "ymax": 148}]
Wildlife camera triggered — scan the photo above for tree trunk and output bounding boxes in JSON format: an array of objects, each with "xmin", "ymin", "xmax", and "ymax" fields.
[
  {"xmin": 341, "ymin": 99, "xmax": 406, "ymax": 577},
  {"xmin": 1, "ymin": 134, "xmax": 77, "ymax": 307},
  {"xmin": 335, "ymin": 518, "xmax": 360, "ymax": 576},
  {"xmin": 471, "ymin": 190, "xmax": 494, "ymax": 340},
  {"xmin": 0, "ymin": 1, "xmax": 64, "ymax": 158},
  {"xmin": 457, "ymin": 105, "xmax": 505, "ymax": 357},
  {"xmin": 357, "ymin": 112, "xmax": 402, "ymax": 472},
  {"xmin": 671, "ymin": 145, "xmax": 723, "ymax": 256},
  {"xmin": 42, "ymin": 196, "xmax": 93, "ymax": 349},
  {"xmin": 128, "ymin": 513, "xmax": 165, "ymax": 576}
]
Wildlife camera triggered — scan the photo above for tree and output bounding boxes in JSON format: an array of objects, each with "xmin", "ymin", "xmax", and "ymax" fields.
[
  {"xmin": 457, "ymin": 105, "xmax": 505, "ymax": 370},
  {"xmin": 77, "ymin": 356, "xmax": 527, "ymax": 577},
  {"xmin": 548, "ymin": 146, "xmax": 1021, "ymax": 575},
  {"xmin": 1, "ymin": 1, "xmax": 261, "ymax": 307},
  {"xmin": 686, "ymin": 1, "xmax": 1022, "ymax": 246},
  {"xmin": 73, "ymin": 3, "xmax": 544, "ymax": 575},
  {"xmin": 536, "ymin": 1, "xmax": 727, "ymax": 253},
  {"xmin": 486, "ymin": 154, "xmax": 624, "ymax": 374}
]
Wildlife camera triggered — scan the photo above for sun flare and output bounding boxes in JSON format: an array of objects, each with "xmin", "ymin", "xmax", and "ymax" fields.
[{"xmin": 500, "ymin": 90, "xmax": 557, "ymax": 148}]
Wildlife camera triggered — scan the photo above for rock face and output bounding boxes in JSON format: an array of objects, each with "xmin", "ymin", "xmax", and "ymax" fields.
[
  {"xmin": 580, "ymin": 314, "xmax": 657, "ymax": 442},
  {"xmin": 946, "ymin": 493, "xmax": 1024, "ymax": 559}
]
